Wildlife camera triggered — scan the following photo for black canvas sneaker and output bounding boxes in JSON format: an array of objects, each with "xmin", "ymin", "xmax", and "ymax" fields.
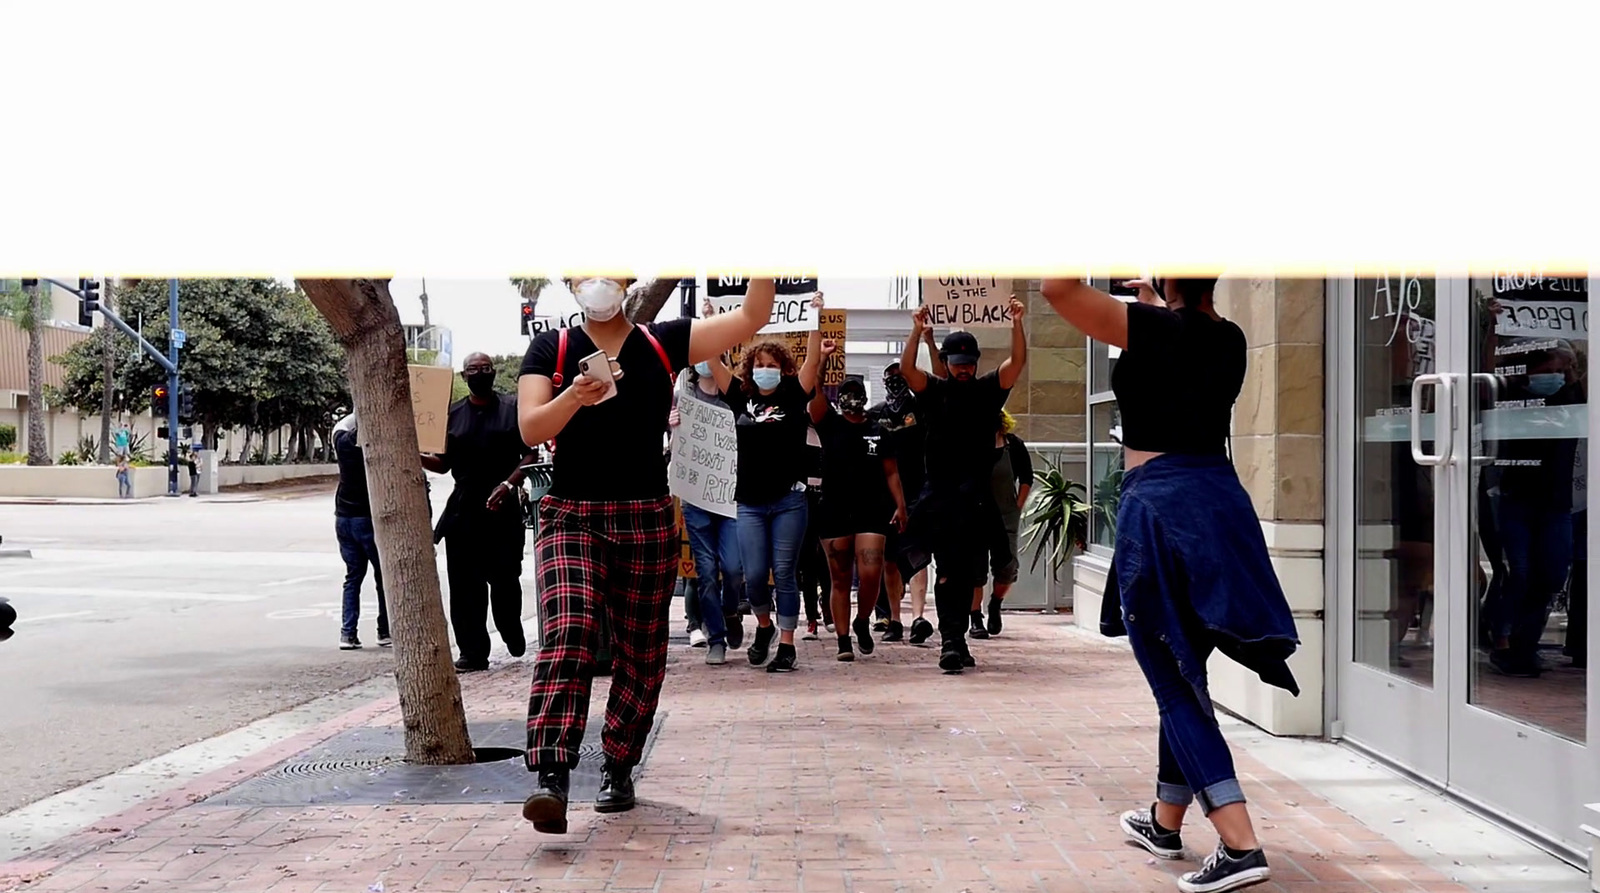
[{"xmin": 1177, "ymin": 843, "xmax": 1271, "ymax": 893}]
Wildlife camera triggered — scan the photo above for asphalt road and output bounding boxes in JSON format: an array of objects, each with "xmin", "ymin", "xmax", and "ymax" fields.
[{"xmin": 0, "ymin": 478, "xmax": 531, "ymax": 815}]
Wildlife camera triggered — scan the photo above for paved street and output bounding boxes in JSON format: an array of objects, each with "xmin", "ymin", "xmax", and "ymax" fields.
[
  {"xmin": 0, "ymin": 478, "xmax": 521, "ymax": 817},
  {"xmin": 1, "ymin": 612, "xmax": 1583, "ymax": 893}
]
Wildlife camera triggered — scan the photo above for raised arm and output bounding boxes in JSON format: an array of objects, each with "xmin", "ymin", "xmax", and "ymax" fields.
[
  {"xmin": 997, "ymin": 296, "xmax": 1028, "ymax": 390},
  {"xmin": 899, "ymin": 305, "xmax": 932, "ymax": 392},
  {"xmin": 797, "ymin": 294, "xmax": 828, "ymax": 395},
  {"xmin": 922, "ymin": 327, "xmax": 947, "ymax": 379},
  {"xmin": 689, "ymin": 278, "xmax": 775, "ymax": 364},
  {"xmin": 1040, "ymin": 279, "xmax": 1129, "ymax": 349},
  {"xmin": 807, "ymin": 336, "xmax": 838, "ymax": 423},
  {"xmin": 708, "ymin": 353, "xmax": 735, "ymax": 396}
]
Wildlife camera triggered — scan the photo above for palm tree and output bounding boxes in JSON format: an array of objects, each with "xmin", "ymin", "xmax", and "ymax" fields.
[{"xmin": 0, "ymin": 281, "xmax": 52, "ymax": 465}]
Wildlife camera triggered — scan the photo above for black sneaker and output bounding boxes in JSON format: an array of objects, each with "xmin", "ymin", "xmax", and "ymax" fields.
[
  {"xmin": 738, "ymin": 600, "xmax": 752, "ymax": 616},
  {"xmin": 836, "ymin": 634, "xmax": 855, "ymax": 662},
  {"xmin": 882, "ymin": 620, "xmax": 904, "ymax": 642},
  {"xmin": 724, "ymin": 614, "xmax": 744, "ymax": 650},
  {"xmin": 454, "ymin": 657, "xmax": 488, "ymax": 673},
  {"xmin": 1491, "ymin": 649, "xmax": 1541, "ymax": 678},
  {"xmin": 522, "ymin": 767, "xmax": 570, "ymax": 833},
  {"xmin": 969, "ymin": 611, "xmax": 990, "ymax": 640},
  {"xmin": 802, "ymin": 619, "xmax": 819, "ymax": 641},
  {"xmin": 908, "ymin": 617, "xmax": 934, "ymax": 645},
  {"xmin": 505, "ymin": 628, "xmax": 527, "ymax": 658},
  {"xmin": 1119, "ymin": 804, "xmax": 1184, "ymax": 860},
  {"xmin": 376, "ymin": 632, "xmax": 393, "ymax": 648},
  {"xmin": 852, "ymin": 617, "xmax": 876, "ymax": 655},
  {"xmin": 939, "ymin": 640, "xmax": 965, "ymax": 674},
  {"xmin": 748, "ymin": 624, "xmax": 776, "ymax": 666},
  {"xmin": 986, "ymin": 597, "xmax": 1004, "ymax": 636},
  {"xmin": 595, "ymin": 762, "xmax": 636, "ymax": 813},
  {"xmin": 339, "ymin": 635, "xmax": 361, "ymax": 651},
  {"xmin": 1178, "ymin": 843, "xmax": 1271, "ymax": 893},
  {"xmin": 766, "ymin": 642, "xmax": 798, "ymax": 673}
]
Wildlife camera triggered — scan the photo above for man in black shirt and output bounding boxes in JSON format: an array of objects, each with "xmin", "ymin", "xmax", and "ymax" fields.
[
  {"xmin": 421, "ymin": 353, "xmax": 539, "ymax": 673},
  {"xmin": 897, "ymin": 299, "xmax": 1027, "ymax": 673},
  {"xmin": 334, "ymin": 414, "xmax": 390, "ymax": 650},
  {"xmin": 870, "ymin": 361, "xmax": 935, "ymax": 643}
]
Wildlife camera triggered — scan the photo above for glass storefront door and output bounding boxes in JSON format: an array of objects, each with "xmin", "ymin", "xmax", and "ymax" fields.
[{"xmin": 1335, "ymin": 274, "xmax": 1596, "ymax": 860}]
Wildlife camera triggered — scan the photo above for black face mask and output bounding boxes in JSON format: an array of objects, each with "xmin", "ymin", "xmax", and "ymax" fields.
[
  {"xmin": 839, "ymin": 395, "xmax": 867, "ymax": 415},
  {"xmin": 464, "ymin": 371, "xmax": 496, "ymax": 398}
]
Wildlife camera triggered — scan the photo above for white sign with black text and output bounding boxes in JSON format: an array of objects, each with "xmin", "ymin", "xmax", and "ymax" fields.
[
  {"xmin": 920, "ymin": 276, "xmax": 1014, "ymax": 327},
  {"xmin": 669, "ymin": 383, "xmax": 739, "ymax": 518}
]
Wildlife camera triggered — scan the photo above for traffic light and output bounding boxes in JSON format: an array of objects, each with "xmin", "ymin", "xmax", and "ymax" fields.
[
  {"xmin": 153, "ymin": 385, "xmax": 169, "ymax": 417},
  {"xmin": 178, "ymin": 385, "xmax": 195, "ymax": 423},
  {"xmin": 77, "ymin": 278, "xmax": 99, "ymax": 327},
  {"xmin": 520, "ymin": 300, "xmax": 535, "ymax": 336}
]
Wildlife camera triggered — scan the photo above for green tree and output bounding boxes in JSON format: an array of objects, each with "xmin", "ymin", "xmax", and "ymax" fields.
[{"xmin": 0, "ymin": 280, "xmax": 51, "ymax": 465}]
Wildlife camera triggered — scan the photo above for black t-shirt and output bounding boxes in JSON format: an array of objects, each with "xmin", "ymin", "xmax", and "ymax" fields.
[
  {"xmin": 520, "ymin": 319, "xmax": 693, "ymax": 501},
  {"xmin": 333, "ymin": 428, "xmax": 371, "ymax": 519},
  {"xmin": 816, "ymin": 407, "xmax": 894, "ymax": 509},
  {"xmin": 870, "ymin": 398, "xmax": 927, "ymax": 500},
  {"xmin": 1112, "ymin": 302, "xmax": 1247, "ymax": 455},
  {"xmin": 919, "ymin": 371, "xmax": 1012, "ymax": 496},
  {"xmin": 437, "ymin": 393, "xmax": 528, "ymax": 526},
  {"xmin": 724, "ymin": 376, "xmax": 813, "ymax": 505}
]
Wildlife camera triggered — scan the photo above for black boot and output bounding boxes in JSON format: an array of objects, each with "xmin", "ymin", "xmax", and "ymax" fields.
[
  {"xmin": 882, "ymin": 620, "xmax": 905, "ymax": 642},
  {"xmin": 968, "ymin": 610, "xmax": 990, "ymax": 640},
  {"xmin": 939, "ymin": 636, "xmax": 965, "ymax": 674},
  {"xmin": 522, "ymin": 766, "xmax": 570, "ymax": 833},
  {"xmin": 596, "ymin": 761, "xmax": 637, "ymax": 813}
]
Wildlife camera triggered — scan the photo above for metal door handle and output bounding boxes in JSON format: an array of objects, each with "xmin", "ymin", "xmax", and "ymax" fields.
[{"xmin": 1410, "ymin": 374, "xmax": 1455, "ymax": 466}]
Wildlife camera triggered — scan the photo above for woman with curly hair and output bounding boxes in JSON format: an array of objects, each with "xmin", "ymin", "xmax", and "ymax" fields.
[{"xmin": 708, "ymin": 294, "xmax": 825, "ymax": 673}]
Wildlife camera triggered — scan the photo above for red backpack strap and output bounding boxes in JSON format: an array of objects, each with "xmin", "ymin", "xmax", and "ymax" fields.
[
  {"xmin": 636, "ymin": 324, "xmax": 674, "ymax": 377},
  {"xmin": 551, "ymin": 328, "xmax": 568, "ymax": 389}
]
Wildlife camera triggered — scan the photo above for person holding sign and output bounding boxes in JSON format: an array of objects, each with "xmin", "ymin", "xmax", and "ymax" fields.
[
  {"xmin": 669, "ymin": 362, "xmax": 747, "ymax": 665},
  {"xmin": 1040, "ymin": 276, "xmax": 1293, "ymax": 893},
  {"xmin": 896, "ymin": 297, "xmax": 1027, "ymax": 676},
  {"xmin": 707, "ymin": 293, "xmax": 827, "ymax": 674},
  {"xmin": 808, "ymin": 366, "xmax": 909, "ymax": 661},
  {"xmin": 516, "ymin": 275, "xmax": 775, "ymax": 834}
]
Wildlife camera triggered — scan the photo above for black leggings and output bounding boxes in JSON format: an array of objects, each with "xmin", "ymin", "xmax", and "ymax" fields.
[{"xmin": 800, "ymin": 490, "xmax": 831, "ymax": 624}]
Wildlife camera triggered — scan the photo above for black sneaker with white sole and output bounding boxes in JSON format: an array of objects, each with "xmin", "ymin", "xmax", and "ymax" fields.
[
  {"xmin": 339, "ymin": 635, "xmax": 361, "ymax": 650},
  {"xmin": 1118, "ymin": 804, "xmax": 1183, "ymax": 860},
  {"xmin": 908, "ymin": 617, "xmax": 934, "ymax": 645},
  {"xmin": 1177, "ymin": 843, "xmax": 1271, "ymax": 893}
]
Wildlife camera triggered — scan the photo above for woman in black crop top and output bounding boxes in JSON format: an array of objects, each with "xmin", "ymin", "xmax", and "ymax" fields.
[{"xmin": 1042, "ymin": 277, "xmax": 1298, "ymax": 893}]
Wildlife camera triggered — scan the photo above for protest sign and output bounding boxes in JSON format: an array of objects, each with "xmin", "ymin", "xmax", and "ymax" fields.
[
  {"xmin": 669, "ymin": 383, "xmax": 739, "ymax": 518},
  {"xmin": 1493, "ymin": 299, "xmax": 1589, "ymax": 340},
  {"xmin": 408, "ymin": 364, "xmax": 454, "ymax": 453},
  {"xmin": 728, "ymin": 309, "xmax": 847, "ymax": 386},
  {"xmin": 920, "ymin": 276, "xmax": 1015, "ymax": 327},
  {"xmin": 707, "ymin": 274, "xmax": 820, "ymax": 334}
]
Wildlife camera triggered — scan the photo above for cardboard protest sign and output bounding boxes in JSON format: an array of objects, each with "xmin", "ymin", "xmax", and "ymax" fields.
[
  {"xmin": 728, "ymin": 309, "xmax": 847, "ymax": 386},
  {"xmin": 408, "ymin": 364, "xmax": 455, "ymax": 453},
  {"xmin": 707, "ymin": 274, "xmax": 820, "ymax": 334},
  {"xmin": 669, "ymin": 382, "xmax": 739, "ymax": 518},
  {"xmin": 921, "ymin": 276, "xmax": 1015, "ymax": 327}
]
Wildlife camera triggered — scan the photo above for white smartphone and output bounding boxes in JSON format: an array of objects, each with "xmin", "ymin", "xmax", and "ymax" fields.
[{"xmin": 577, "ymin": 349, "xmax": 622, "ymax": 403}]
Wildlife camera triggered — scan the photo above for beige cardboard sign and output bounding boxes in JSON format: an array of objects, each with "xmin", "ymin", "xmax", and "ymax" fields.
[
  {"xmin": 921, "ymin": 276, "xmax": 1015, "ymax": 327},
  {"xmin": 409, "ymin": 364, "xmax": 455, "ymax": 453}
]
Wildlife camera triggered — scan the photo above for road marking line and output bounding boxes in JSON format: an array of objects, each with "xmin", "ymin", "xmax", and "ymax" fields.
[
  {"xmin": 14, "ymin": 611, "xmax": 93, "ymax": 624},
  {"xmin": 0, "ymin": 586, "xmax": 264, "ymax": 602},
  {"xmin": 261, "ymin": 574, "xmax": 331, "ymax": 587}
]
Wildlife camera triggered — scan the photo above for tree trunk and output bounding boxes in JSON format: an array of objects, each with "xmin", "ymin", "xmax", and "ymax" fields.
[
  {"xmin": 23, "ymin": 282, "xmax": 51, "ymax": 466},
  {"xmin": 299, "ymin": 278, "xmax": 474, "ymax": 766},
  {"xmin": 624, "ymin": 277, "xmax": 684, "ymax": 324},
  {"xmin": 99, "ymin": 280, "xmax": 115, "ymax": 464}
]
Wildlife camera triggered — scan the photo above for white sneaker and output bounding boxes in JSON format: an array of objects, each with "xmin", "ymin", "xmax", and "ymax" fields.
[
  {"xmin": 824, "ymin": 622, "xmax": 836, "ymax": 633},
  {"xmin": 689, "ymin": 628, "xmax": 708, "ymax": 648}
]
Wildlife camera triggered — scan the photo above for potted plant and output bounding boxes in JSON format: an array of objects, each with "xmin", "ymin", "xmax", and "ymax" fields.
[{"xmin": 1021, "ymin": 465, "xmax": 1095, "ymax": 573}]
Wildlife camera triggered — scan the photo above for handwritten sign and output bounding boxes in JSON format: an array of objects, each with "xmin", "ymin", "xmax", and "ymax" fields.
[
  {"xmin": 1494, "ymin": 300, "xmax": 1589, "ymax": 340},
  {"xmin": 921, "ymin": 276, "xmax": 1014, "ymax": 327},
  {"xmin": 707, "ymin": 273, "xmax": 820, "ymax": 334},
  {"xmin": 670, "ymin": 383, "xmax": 739, "ymax": 518},
  {"xmin": 728, "ymin": 309, "xmax": 848, "ymax": 386},
  {"xmin": 408, "ymin": 364, "xmax": 455, "ymax": 453}
]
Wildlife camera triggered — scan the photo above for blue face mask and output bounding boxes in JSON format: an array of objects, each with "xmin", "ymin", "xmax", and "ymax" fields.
[
  {"xmin": 1527, "ymin": 373, "xmax": 1565, "ymax": 397},
  {"xmin": 751, "ymin": 367, "xmax": 783, "ymax": 391},
  {"xmin": 694, "ymin": 361, "xmax": 712, "ymax": 378}
]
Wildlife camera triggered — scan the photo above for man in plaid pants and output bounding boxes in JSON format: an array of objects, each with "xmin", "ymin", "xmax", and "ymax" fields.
[{"xmin": 515, "ymin": 275, "xmax": 774, "ymax": 834}]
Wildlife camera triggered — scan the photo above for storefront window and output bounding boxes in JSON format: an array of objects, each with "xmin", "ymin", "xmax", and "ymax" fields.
[{"xmin": 1089, "ymin": 400, "xmax": 1123, "ymax": 548}]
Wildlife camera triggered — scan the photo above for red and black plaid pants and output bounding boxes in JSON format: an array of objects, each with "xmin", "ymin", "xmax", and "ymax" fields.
[{"xmin": 526, "ymin": 495, "xmax": 679, "ymax": 771}]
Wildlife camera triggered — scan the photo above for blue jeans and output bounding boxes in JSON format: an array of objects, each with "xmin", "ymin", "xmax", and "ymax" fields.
[
  {"xmin": 1124, "ymin": 616, "xmax": 1244, "ymax": 816},
  {"xmin": 683, "ymin": 503, "xmax": 745, "ymax": 646},
  {"xmin": 336, "ymin": 515, "xmax": 390, "ymax": 640},
  {"xmin": 737, "ymin": 488, "xmax": 808, "ymax": 632},
  {"xmin": 1491, "ymin": 489, "xmax": 1573, "ymax": 656},
  {"xmin": 116, "ymin": 470, "xmax": 131, "ymax": 499}
]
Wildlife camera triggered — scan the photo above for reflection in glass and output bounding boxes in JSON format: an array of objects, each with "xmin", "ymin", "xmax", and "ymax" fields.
[
  {"xmin": 1353, "ymin": 276, "xmax": 1438, "ymax": 684},
  {"xmin": 1468, "ymin": 274, "xmax": 1587, "ymax": 742},
  {"xmin": 1089, "ymin": 401, "xmax": 1123, "ymax": 548}
]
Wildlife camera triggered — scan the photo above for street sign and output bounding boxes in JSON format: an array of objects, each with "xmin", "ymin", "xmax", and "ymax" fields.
[{"xmin": 171, "ymin": 329, "xmax": 187, "ymax": 349}]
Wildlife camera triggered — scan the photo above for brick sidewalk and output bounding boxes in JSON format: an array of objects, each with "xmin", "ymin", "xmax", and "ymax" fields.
[{"xmin": 1, "ymin": 613, "xmax": 1470, "ymax": 893}]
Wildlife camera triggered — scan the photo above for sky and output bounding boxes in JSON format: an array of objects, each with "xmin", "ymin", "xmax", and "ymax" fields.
[{"xmin": 378, "ymin": 277, "xmax": 908, "ymax": 366}]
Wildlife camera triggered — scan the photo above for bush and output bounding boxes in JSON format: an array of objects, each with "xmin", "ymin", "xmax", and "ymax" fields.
[
  {"xmin": 57, "ymin": 449, "xmax": 83, "ymax": 466},
  {"xmin": 0, "ymin": 452, "xmax": 24, "ymax": 465},
  {"xmin": 77, "ymin": 435, "xmax": 100, "ymax": 463},
  {"xmin": 0, "ymin": 424, "xmax": 15, "ymax": 452}
]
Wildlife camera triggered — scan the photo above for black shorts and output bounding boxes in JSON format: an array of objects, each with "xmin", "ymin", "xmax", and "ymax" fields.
[
  {"xmin": 816, "ymin": 495, "xmax": 894, "ymax": 540},
  {"xmin": 981, "ymin": 523, "xmax": 1021, "ymax": 586}
]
